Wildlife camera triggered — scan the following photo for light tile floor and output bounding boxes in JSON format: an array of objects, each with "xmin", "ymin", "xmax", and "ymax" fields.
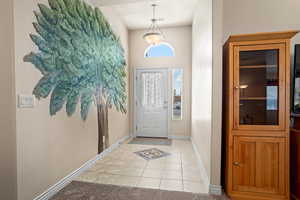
[{"xmin": 75, "ymin": 139, "xmax": 209, "ymax": 193}]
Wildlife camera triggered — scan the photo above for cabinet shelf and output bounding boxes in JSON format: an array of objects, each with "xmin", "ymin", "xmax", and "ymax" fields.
[{"xmin": 240, "ymin": 64, "xmax": 277, "ymax": 69}]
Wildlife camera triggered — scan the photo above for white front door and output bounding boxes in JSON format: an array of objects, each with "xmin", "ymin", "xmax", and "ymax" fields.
[{"xmin": 135, "ymin": 69, "xmax": 168, "ymax": 138}]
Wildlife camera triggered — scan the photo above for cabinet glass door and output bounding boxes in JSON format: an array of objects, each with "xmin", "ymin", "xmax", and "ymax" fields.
[{"xmin": 233, "ymin": 44, "xmax": 285, "ymax": 130}]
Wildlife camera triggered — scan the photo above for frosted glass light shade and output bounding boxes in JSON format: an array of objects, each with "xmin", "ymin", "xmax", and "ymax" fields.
[{"xmin": 143, "ymin": 32, "xmax": 163, "ymax": 45}]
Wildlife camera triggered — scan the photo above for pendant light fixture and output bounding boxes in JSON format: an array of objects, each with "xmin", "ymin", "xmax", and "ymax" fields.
[{"xmin": 143, "ymin": 4, "xmax": 164, "ymax": 45}]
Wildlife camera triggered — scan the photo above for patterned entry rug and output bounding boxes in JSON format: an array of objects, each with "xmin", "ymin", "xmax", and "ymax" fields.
[
  {"xmin": 51, "ymin": 181, "xmax": 230, "ymax": 200},
  {"xmin": 134, "ymin": 148, "xmax": 170, "ymax": 160},
  {"xmin": 128, "ymin": 137, "xmax": 172, "ymax": 146}
]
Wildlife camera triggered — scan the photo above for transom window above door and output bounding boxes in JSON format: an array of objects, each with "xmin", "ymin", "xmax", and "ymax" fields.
[{"xmin": 144, "ymin": 43, "xmax": 175, "ymax": 58}]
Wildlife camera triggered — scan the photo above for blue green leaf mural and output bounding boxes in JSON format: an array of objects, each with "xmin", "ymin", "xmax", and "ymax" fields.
[{"xmin": 24, "ymin": 0, "xmax": 127, "ymax": 154}]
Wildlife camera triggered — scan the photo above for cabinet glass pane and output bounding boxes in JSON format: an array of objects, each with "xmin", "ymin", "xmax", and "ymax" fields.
[{"xmin": 239, "ymin": 50, "xmax": 279, "ymax": 125}]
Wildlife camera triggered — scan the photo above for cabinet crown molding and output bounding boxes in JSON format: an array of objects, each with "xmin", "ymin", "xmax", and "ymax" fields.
[{"xmin": 226, "ymin": 30, "xmax": 299, "ymax": 43}]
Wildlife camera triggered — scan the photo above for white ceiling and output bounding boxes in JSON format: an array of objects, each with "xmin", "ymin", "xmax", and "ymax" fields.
[{"xmin": 95, "ymin": 0, "xmax": 198, "ymax": 30}]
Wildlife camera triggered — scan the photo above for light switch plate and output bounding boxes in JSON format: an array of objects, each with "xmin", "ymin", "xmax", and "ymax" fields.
[{"xmin": 18, "ymin": 94, "xmax": 35, "ymax": 108}]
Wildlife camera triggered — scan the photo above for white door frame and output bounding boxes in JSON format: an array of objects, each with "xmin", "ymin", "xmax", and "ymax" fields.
[{"xmin": 133, "ymin": 67, "xmax": 171, "ymax": 138}]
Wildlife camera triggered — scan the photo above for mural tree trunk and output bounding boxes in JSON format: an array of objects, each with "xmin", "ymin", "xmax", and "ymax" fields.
[
  {"xmin": 24, "ymin": 0, "xmax": 127, "ymax": 154},
  {"xmin": 97, "ymin": 103, "xmax": 109, "ymax": 154}
]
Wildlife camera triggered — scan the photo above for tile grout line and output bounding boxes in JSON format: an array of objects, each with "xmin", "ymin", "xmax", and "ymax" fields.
[
  {"xmin": 137, "ymin": 160, "xmax": 149, "ymax": 187},
  {"xmin": 180, "ymin": 151, "xmax": 184, "ymax": 192}
]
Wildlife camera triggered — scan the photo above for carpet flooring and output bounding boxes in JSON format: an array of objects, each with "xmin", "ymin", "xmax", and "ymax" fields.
[{"xmin": 51, "ymin": 181, "xmax": 229, "ymax": 200}]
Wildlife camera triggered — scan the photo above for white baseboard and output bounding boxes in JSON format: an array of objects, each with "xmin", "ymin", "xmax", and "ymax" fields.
[
  {"xmin": 190, "ymin": 137, "xmax": 210, "ymax": 186},
  {"xmin": 168, "ymin": 135, "xmax": 191, "ymax": 140},
  {"xmin": 209, "ymin": 184, "xmax": 223, "ymax": 195},
  {"xmin": 33, "ymin": 135, "xmax": 131, "ymax": 200}
]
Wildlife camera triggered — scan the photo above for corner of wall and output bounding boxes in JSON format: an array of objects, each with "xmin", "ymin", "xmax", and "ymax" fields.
[
  {"xmin": 191, "ymin": 136, "xmax": 210, "ymax": 186},
  {"xmin": 0, "ymin": 0, "xmax": 17, "ymax": 199},
  {"xmin": 191, "ymin": 0, "xmax": 213, "ymax": 185}
]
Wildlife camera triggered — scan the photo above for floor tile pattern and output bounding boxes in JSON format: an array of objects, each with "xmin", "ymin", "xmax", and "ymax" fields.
[
  {"xmin": 75, "ymin": 139, "xmax": 209, "ymax": 194},
  {"xmin": 134, "ymin": 148, "xmax": 171, "ymax": 160}
]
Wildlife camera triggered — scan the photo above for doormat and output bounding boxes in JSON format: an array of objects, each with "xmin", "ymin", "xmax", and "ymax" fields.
[
  {"xmin": 128, "ymin": 137, "xmax": 172, "ymax": 146},
  {"xmin": 134, "ymin": 148, "xmax": 170, "ymax": 160}
]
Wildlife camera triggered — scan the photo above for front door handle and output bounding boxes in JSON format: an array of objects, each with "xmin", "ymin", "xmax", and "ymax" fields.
[{"xmin": 233, "ymin": 162, "xmax": 240, "ymax": 166}]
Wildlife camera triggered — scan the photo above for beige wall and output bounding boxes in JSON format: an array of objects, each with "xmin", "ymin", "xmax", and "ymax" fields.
[
  {"xmin": 223, "ymin": 0, "xmax": 300, "ymax": 51},
  {"xmin": 129, "ymin": 26, "xmax": 192, "ymax": 138},
  {"xmin": 0, "ymin": 0, "xmax": 17, "ymax": 199},
  {"xmin": 13, "ymin": 0, "xmax": 129, "ymax": 199},
  {"xmin": 192, "ymin": 0, "xmax": 213, "ymax": 183}
]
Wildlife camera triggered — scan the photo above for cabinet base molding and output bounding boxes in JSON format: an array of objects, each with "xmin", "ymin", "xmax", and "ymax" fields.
[{"xmin": 229, "ymin": 193, "xmax": 289, "ymax": 200}]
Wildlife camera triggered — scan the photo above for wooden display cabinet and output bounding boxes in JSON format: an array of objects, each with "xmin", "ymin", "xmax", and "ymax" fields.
[{"xmin": 222, "ymin": 31, "xmax": 299, "ymax": 200}]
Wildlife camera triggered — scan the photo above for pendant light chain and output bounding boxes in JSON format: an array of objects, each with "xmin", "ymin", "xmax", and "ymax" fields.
[
  {"xmin": 152, "ymin": 4, "xmax": 156, "ymax": 20},
  {"xmin": 143, "ymin": 4, "xmax": 165, "ymax": 45}
]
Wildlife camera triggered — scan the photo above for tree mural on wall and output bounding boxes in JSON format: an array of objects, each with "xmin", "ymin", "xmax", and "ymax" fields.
[{"xmin": 24, "ymin": 0, "xmax": 127, "ymax": 154}]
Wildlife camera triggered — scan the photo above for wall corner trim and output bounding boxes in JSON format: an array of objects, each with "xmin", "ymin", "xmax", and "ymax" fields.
[
  {"xmin": 191, "ymin": 136, "xmax": 210, "ymax": 186},
  {"xmin": 209, "ymin": 184, "xmax": 223, "ymax": 195},
  {"xmin": 33, "ymin": 135, "xmax": 131, "ymax": 200}
]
